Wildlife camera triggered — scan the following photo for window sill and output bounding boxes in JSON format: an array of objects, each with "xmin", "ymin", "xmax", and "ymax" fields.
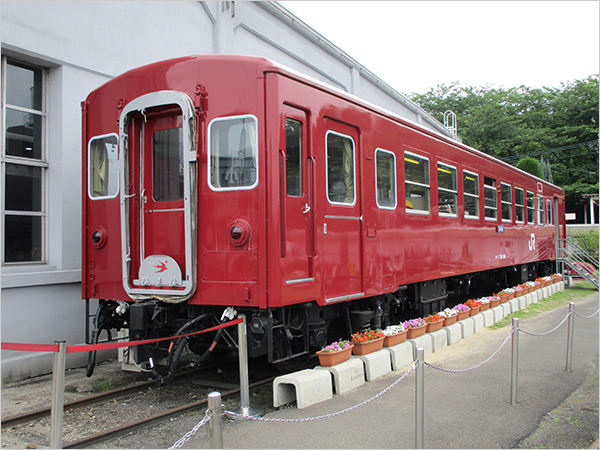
[{"xmin": 1, "ymin": 266, "xmax": 81, "ymax": 288}]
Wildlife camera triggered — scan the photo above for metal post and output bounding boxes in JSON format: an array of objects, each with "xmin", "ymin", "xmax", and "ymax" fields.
[
  {"xmin": 566, "ymin": 302, "xmax": 575, "ymax": 372},
  {"xmin": 510, "ymin": 318, "xmax": 519, "ymax": 406},
  {"xmin": 233, "ymin": 315, "xmax": 263, "ymax": 417},
  {"xmin": 415, "ymin": 347, "xmax": 424, "ymax": 449},
  {"xmin": 208, "ymin": 392, "xmax": 223, "ymax": 449},
  {"xmin": 50, "ymin": 341, "xmax": 67, "ymax": 449}
]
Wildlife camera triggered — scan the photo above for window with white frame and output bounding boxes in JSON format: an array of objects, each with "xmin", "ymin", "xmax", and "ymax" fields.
[
  {"xmin": 501, "ymin": 183, "xmax": 512, "ymax": 222},
  {"xmin": 404, "ymin": 151, "xmax": 429, "ymax": 213},
  {"xmin": 527, "ymin": 191, "xmax": 535, "ymax": 224},
  {"xmin": 2, "ymin": 58, "xmax": 47, "ymax": 264},
  {"xmin": 437, "ymin": 162, "xmax": 457, "ymax": 216},
  {"xmin": 537, "ymin": 195, "xmax": 545, "ymax": 225},
  {"xmin": 515, "ymin": 187, "xmax": 525, "ymax": 223},
  {"xmin": 546, "ymin": 199, "xmax": 553, "ymax": 226},
  {"xmin": 463, "ymin": 171, "xmax": 479, "ymax": 219},
  {"xmin": 375, "ymin": 149, "xmax": 396, "ymax": 209},
  {"xmin": 483, "ymin": 176, "xmax": 497, "ymax": 220}
]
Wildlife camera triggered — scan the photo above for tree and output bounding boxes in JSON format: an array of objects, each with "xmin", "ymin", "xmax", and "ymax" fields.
[{"xmin": 516, "ymin": 157, "xmax": 544, "ymax": 179}]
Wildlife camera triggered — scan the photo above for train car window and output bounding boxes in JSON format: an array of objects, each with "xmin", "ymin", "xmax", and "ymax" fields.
[
  {"xmin": 515, "ymin": 188, "xmax": 525, "ymax": 223},
  {"xmin": 326, "ymin": 131, "xmax": 355, "ymax": 204},
  {"xmin": 285, "ymin": 119, "xmax": 302, "ymax": 197},
  {"xmin": 375, "ymin": 149, "xmax": 396, "ymax": 209},
  {"xmin": 483, "ymin": 177, "xmax": 497, "ymax": 220},
  {"xmin": 537, "ymin": 195, "xmax": 545, "ymax": 225},
  {"xmin": 463, "ymin": 171, "xmax": 479, "ymax": 219},
  {"xmin": 527, "ymin": 191, "xmax": 535, "ymax": 224},
  {"xmin": 501, "ymin": 183, "xmax": 512, "ymax": 222},
  {"xmin": 547, "ymin": 199, "xmax": 553, "ymax": 226},
  {"xmin": 208, "ymin": 115, "xmax": 258, "ymax": 191},
  {"xmin": 88, "ymin": 134, "xmax": 119, "ymax": 199},
  {"xmin": 153, "ymin": 128, "xmax": 184, "ymax": 201},
  {"xmin": 404, "ymin": 151, "xmax": 430, "ymax": 214},
  {"xmin": 438, "ymin": 162, "xmax": 457, "ymax": 216}
]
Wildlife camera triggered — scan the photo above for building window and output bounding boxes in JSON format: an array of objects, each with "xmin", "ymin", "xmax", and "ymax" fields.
[
  {"xmin": 375, "ymin": 149, "xmax": 396, "ymax": 209},
  {"xmin": 326, "ymin": 131, "xmax": 355, "ymax": 205},
  {"xmin": 501, "ymin": 183, "xmax": 512, "ymax": 222},
  {"xmin": 405, "ymin": 151, "xmax": 429, "ymax": 213},
  {"xmin": 515, "ymin": 187, "xmax": 525, "ymax": 223},
  {"xmin": 527, "ymin": 191, "xmax": 535, "ymax": 224},
  {"xmin": 437, "ymin": 162, "xmax": 457, "ymax": 216},
  {"xmin": 463, "ymin": 171, "xmax": 479, "ymax": 219},
  {"xmin": 537, "ymin": 195, "xmax": 545, "ymax": 225},
  {"xmin": 547, "ymin": 199, "xmax": 553, "ymax": 226},
  {"xmin": 2, "ymin": 58, "xmax": 47, "ymax": 264},
  {"xmin": 484, "ymin": 176, "xmax": 497, "ymax": 220}
]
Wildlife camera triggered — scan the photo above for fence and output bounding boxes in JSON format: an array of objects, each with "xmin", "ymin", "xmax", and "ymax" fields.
[{"xmin": 170, "ymin": 301, "xmax": 599, "ymax": 449}]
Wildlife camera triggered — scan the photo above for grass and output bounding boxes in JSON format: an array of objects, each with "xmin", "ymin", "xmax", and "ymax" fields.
[
  {"xmin": 90, "ymin": 378, "xmax": 114, "ymax": 392},
  {"xmin": 489, "ymin": 281, "xmax": 597, "ymax": 330}
]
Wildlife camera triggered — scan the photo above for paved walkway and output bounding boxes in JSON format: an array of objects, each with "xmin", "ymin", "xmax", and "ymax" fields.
[{"xmin": 184, "ymin": 291, "xmax": 599, "ymax": 449}]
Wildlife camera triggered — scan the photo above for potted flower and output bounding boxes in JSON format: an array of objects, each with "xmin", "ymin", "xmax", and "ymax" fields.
[
  {"xmin": 552, "ymin": 273, "xmax": 563, "ymax": 283},
  {"xmin": 478, "ymin": 296, "xmax": 492, "ymax": 312},
  {"xmin": 439, "ymin": 308, "xmax": 459, "ymax": 326},
  {"xmin": 465, "ymin": 299, "xmax": 481, "ymax": 316},
  {"xmin": 424, "ymin": 313, "xmax": 444, "ymax": 333},
  {"xmin": 402, "ymin": 318, "xmax": 427, "ymax": 339},
  {"xmin": 533, "ymin": 279, "xmax": 542, "ymax": 290},
  {"xmin": 453, "ymin": 303, "xmax": 470, "ymax": 321},
  {"xmin": 382, "ymin": 324, "xmax": 407, "ymax": 347},
  {"xmin": 316, "ymin": 339, "xmax": 353, "ymax": 367},
  {"xmin": 350, "ymin": 329, "xmax": 385, "ymax": 356},
  {"xmin": 500, "ymin": 287, "xmax": 515, "ymax": 302},
  {"xmin": 490, "ymin": 295, "xmax": 502, "ymax": 307},
  {"xmin": 513, "ymin": 284, "xmax": 523, "ymax": 297}
]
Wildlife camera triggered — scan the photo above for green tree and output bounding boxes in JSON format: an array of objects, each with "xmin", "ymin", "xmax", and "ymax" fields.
[{"xmin": 516, "ymin": 157, "xmax": 544, "ymax": 179}]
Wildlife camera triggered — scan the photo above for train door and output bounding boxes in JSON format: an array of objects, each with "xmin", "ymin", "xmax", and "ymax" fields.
[
  {"xmin": 281, "ymin": 105, "xmax": 313, "ymax": 284},
  {"xmin": 321, "ymin": 120, "xmax": 363, "ymax": 303},
  {"xmin": 119, "ymin": 92, "xmax": 197, "ymax": 298}
]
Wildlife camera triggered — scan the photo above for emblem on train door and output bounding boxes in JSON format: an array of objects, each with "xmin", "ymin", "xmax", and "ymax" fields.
[{"xmin": 135, "ymin": 255, "xmax": 183, "ymax": 287}]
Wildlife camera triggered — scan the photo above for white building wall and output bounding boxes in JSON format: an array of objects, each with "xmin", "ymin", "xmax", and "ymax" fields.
[{"xmin": 1, "ymin": 1, "xmax": 452, "ymax": 382}]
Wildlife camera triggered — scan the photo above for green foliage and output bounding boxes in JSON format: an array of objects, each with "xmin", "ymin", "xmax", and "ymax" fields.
[
  {"xmin": 91, "ymin": 378, "xmax": 113, "ymax": 392},
  {"xmin": 408, "ymin": 76, "xmax": 599, "ymax": 202},
  {"xmin": 571, "ymin": 229, "xmax": 599, "ymax": 264},
  {"xmin": 516, "ymin": 157, "xmax": 544, "ymax": 179}
]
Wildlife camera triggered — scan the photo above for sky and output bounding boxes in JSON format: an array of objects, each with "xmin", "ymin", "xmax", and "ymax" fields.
[{"xmin": 278, "ymin": 1, "xmax": 600, "ymax": 95}]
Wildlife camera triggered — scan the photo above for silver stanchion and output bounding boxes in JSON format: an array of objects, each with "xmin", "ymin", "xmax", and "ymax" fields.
[
  {"xmin": 566, "ymin": 302, "xmax": 575, "ymax": 372},
  {"xmin": 510, "ymin": 318, "xmax": 519, "ymax": 406},
  {"xmin": 233, "ymin": 315, "xmax": 263, "ymax": 418},
  {"xmin": 415, "ymin": 347, "xmax": 424, "ymax": 449},
  {"xmin": 208, "ymin": 392, "xmax": 223, "ymax": 449},
  {"xmin": 50, "ymin": 341, "xmax": 67, "ymax": 449}
]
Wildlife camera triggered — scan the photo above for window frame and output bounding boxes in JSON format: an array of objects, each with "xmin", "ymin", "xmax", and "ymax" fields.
[
  {"xmin": 88, "ymin": 133, "xmax": 120, "ymax": 200},
  {"xmin": 404, "ymin": 150, "xmax": 430, "ymax": 215},
  {"xmin": 207, "ymin": 114, "xmax": 259, "ymax": 192},
  {"xmin": 546, "ymin": 199, "xmax": 553, "ymax": 226},
  {"xmin": 1, "ymin": 57, "xmax": 48, "ymax": 266},
  {"xmin": 500, "ymin": 182, "xmax": 512, "ymax": 223},
  {"xmin": 437, "ymin": 161, "xmax": 457, "ymax": 218},
  {"xmin": 463, "ymin": 170, "xmax": 480, "ymax": 220},
  {"xmin": 325, "ymin": 130, "xmax": 356, "ymax": 206},
  {"xmin": 285, "ymin": 117, "xmax": 303, "ymax": 198},
  {"xmin": 483, "ymin": 176, "xmax": 498, "ymax": 221},
  {"xmin": 527, "ymin": 190, "xmax": 535, "ymax": 225},
  {"xmin": 515, "ymin": 187, "xmax": 525, "ymax": 224},
  {"xmin": 375, "ymin": 148, "xmax": 397, "ymax": 210},
  {"xmin": 537, "ymin": 194, "xmax": 545, "ymax": 225}
]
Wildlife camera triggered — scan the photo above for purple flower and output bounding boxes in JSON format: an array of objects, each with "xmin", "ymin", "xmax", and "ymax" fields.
[
  {"xmin": 453, "ymin": 304, "xmax": 469, "ymax": 312},
  {"xmin": 402, "ymin": 318, "xmax": 426, "ymax": 329}
]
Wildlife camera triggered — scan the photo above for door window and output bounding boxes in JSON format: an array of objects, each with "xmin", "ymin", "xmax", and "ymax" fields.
[
  {"xmin": 153, "ymin": 128, "xmax": 183, "ymax": 201},
  {"xmin": 285, "ymin": 118, "xmax": 302, "ymax": 197},
  {"xmin": 326, "ymin": 131, "xmax": 355, "ymax": 205}
]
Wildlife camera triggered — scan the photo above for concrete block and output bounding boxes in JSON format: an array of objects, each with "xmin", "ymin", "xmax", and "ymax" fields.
[
  {"xmin": 444, "ymin": 322, "xmax": 462, "ymax": 346},
  {"xmin": 408, "ymin": 334, "xmax": 434, "ymax": 358},
  {"xmin": 429, "ymin": 329, "xmax": 447, "ymax": 352},
  {"xmin": 385, "ymin": 342, "xmax": 414, "ymax": 371},
  {"xmin": 508, "ymin": 298, "xmax": 520, "ymax": 314},
  {"xmin": 531, "ymin": 290, "xmax": 540, "ymax": 303},
  {"xmin": 273, "ymin": 369, "xmax": 332, "ymax": 409},
  {"xmin": 558, "ymin": 281, "xmax": 565, "ymax": 291},
  {"xmin": 315, "ymin": 358, "xmax": 364, "ymax": 395},
  {"xmin": 492, "ymin": 305, "xmax": 505, "ymax": 322},
  {"xmin": 481, "ymin": 309, "xmax": 495, "ymax": 327},
  {"xmin": 458, "ymin": 317, "xmax": 475, "ymax": 339},
  {"xmin": 524, "ymin": 293, "xmax": 534, "ymax": 307},
  {"xmin": 501, "ymin": 303, "xmax": 511, "ymax": 317},
  {"xmin": 355, "ymin": 350, "xmax": 392, "ymax": 381},
  {"xmin": 549, "ymin": 284, "xmax": 557, "ymax": 295},
  {"xmin": 518, "ymin": 295, "xmax": 528, "ymax": 310},
  {"xmin": 472, "ymin": 313, "xmax": 485, "ymax": 333},
  {"xmin": 541, "ymin": 286, "xmax": 550, "ymax": 299}
]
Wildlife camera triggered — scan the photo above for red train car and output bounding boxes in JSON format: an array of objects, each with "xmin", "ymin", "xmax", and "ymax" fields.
[{"xmin": 82, "ymin": 55, "xmax": 565, "ymax": 378}]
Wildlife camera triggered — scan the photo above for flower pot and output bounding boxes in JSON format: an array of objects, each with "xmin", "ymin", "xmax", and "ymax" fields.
[
  {"xmin": 468, "ymin": 305, "xmax": 481, "ymax": 316},
  {"xmin": 456, "ymin": 310, "xmax": 470, "ymax": 321},
  {"xmin": 352, "ymin": 337, "xmax": 384, "ymax": 356},
  {"xmin": 514, "ymin": 290, "xmax": 522, "ymax": 298},
  {"xmin": 443, "ymin": 315, "xmax": 458, "ymax": 327},
  {"xmin": 500, "ymin": 296, "xmax": 509, "ymax": 304},
  {"xmin": 383, "ymin": 330, "xmax": 408, "ymax": 347},
  {"xmin": 406, "ymin": 324, "xmax": 427, "ymax": 339},
  {"xmin": 316, "ymin": 345, "xmax": 353, "ymax": 367},
  {"xmin": 479, "ymin": 302, "xmax": 490, "ymax": 312},
  {"xmin": 490, "ymin": 298, "xmax": 501, "ymax": 307},
  {"xmin": 522, "ymin": 287, "xmax": 530, "ymax": 294},
  {"xmin": 426, "ymin": 319, "xmax": 444, "ymax": 333}
]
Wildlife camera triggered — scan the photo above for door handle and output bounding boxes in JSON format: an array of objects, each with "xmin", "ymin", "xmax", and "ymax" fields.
[{"xmin": 303, "ymin": 203, "xmax": 311, "ymax": 214}]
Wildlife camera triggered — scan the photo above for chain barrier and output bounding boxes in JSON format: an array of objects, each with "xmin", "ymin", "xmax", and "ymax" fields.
[
  {"xmin": 424, "ymin": 326, "xmax": 515, "ymax": 373},
  {"xmin": 225, "ymin": 363, "xmax": 417, "ymax": 423},
  {"xmin": 169, "ymin": 408, "xmax": 212, "ymax": 449},
  {"xmin": 518, "ymin": 310, "xmax": 571, "ymax": 337},
  {"xmin": 575, "ymin": 308, "xmax": 599, "ymax": 319}
]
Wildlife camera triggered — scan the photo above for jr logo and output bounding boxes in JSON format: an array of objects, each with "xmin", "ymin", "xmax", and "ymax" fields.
[{"xmin": 528, "ymin": 233, "xmax": 536, "ymax": 251}]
